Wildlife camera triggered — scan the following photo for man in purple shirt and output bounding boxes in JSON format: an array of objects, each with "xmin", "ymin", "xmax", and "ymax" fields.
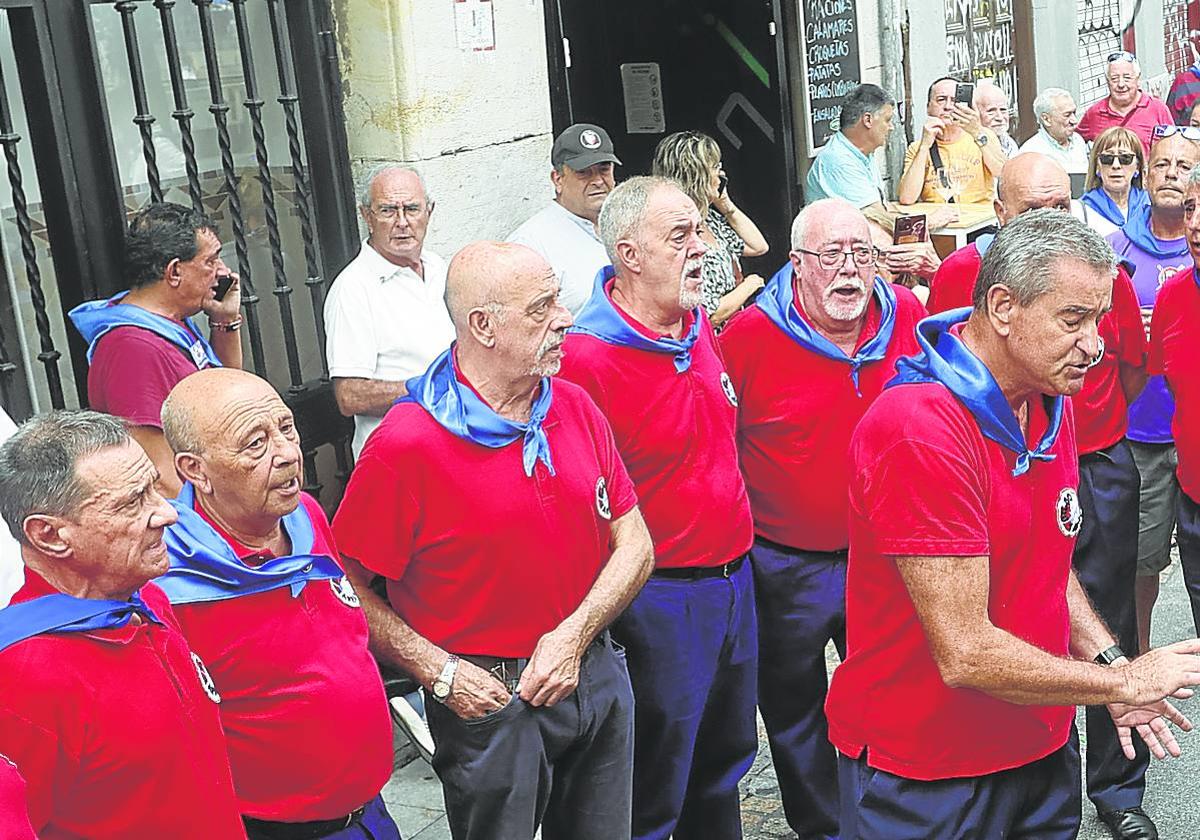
[{"xmin": 1107, "ymin": 130, "xmax": 1200, "ymax": 666}]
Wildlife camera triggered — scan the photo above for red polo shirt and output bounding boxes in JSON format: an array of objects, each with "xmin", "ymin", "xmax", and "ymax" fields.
[
  {"xmin": 557, "ymin": 297, "xmax": 753, "ymax": 568},
  {"xmin": 719, "ymin": 281, "xmax": 926, "ymax": 550},
  {"xmin": 826, "ymin": 382, "xmax": 1079, "ymax": 780},
  {"xmin": 927, "ymin": 242, "xmax": 982, "ymax": 314},
  {"xmin": 170, "ymin": 493, "xmax": 393, "ymax": 822},
  {"xmin": 0, "ymin": 754, "xmax": 36, "ymax": 840},
  {"xmin": 0, "ymin": 572, "xmax": 243, "ymax": 839},
  {"xmin": 88, "ymin": 325, "xmax": 208, "ymax": 428},
  {"xmin": 333, "ymin": 376, "xmax": 637, "ymax": 658},
  {"xmin": 1076, "ymin": 92, "xmax": 1173, "ymax": 157},
  {"xmin": 1074, "ymin": 267, "xmax": 1146, "ymax": 454},
  {"xmin": 1149, "ymin": 265, "xmax": 1200, "ymax": 500}
]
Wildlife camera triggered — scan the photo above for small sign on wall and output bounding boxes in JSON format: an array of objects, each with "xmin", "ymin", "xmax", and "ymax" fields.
[
  {"xmin": 620, "ymin": 63, "xmax": 666, "ymax": 134},
  {"xmin": 455, "ymin": 0, "xmax": 495, "ymax": 52}
]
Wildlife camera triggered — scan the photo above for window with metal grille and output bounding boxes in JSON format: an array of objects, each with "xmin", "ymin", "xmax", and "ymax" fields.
[
  {"xmin": 1164, "ymin": 0, "xmax": 1193, "ymax": 76},
  {"xmin": 1078, "ymin": 0, "xmax": 1123, "ymax": 107}
]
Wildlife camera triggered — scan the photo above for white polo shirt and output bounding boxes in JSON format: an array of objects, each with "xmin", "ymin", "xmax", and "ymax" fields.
[
  {"xmin": 1018, "ymin": 128, "xmax": 1089, "ymax": 174},
  {"xmin": 507, "ymin": 201, "xmax": 611, "ymax": 315},
  {"xmin": 324, "ymin": 241, "xmax": 455, "ymax": 458}
]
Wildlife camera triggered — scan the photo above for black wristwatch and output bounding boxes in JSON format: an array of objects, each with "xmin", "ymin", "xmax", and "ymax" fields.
[{"xmin": 1094, "ymin": 644, "xmax": 1126, "ymax": 666}]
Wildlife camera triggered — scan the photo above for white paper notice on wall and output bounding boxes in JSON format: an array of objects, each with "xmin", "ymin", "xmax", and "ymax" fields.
[
  {"xmin": 620, "ymin": 63, "xmax": 665, "ymax": 134},
  {"xmin": 455, "ymin": 0, "xmax": 495, "ymax": 52}
]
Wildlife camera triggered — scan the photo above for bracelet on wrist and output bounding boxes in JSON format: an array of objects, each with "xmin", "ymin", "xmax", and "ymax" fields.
[{"xmin": 209, "ymin": 317, "xmax": 243, "ymax": 333}]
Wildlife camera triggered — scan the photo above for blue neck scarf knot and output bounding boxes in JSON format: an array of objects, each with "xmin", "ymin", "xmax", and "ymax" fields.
[
  {"xmin": 68, "ymin": 291, "xmax": 221, "ymax": 367},
  {"xmin": 1081, "ymin": 185, "xmax": 1148, "ymax": 229},
  {"xmin": 0, "ymin": 590, "xmax": 162, "ymax": 653},
  {"xmin": 887, "ymin": 308, "xmax": 1064, "ymax": 477},
  {"xmin": 1120, "ymin": 201, "xmax": 1189, "ymax": 259},
  {"xmin": 403, "ymin": 347, "xmax": 555, "ymax": 477}
]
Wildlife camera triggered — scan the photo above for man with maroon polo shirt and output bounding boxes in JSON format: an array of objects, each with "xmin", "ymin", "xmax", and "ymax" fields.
[
  {"xmin": 557, "ymin": 176, "xmax": 756, "ymax": 840},
  {"xmin": 719, "ymin": 197, "xmax": 924, "ymax": 840},
  {"xmin": 156, "ymin": 368, "xmax": 397, "ymax": 840},
  {"xmin": 827, "ymin": 209, "xmax": 1200, "ymax": 839},
  {"xmin": 333, "ymin": 241, "xmax": 653, "ymax": 840},
  {"xmin": 0, "ymin": 411, "xmax": 243, "ymax": 839},
  {"xmin": 1077, "ymin": 51, "xmax": 1173, "ymax": 156}
]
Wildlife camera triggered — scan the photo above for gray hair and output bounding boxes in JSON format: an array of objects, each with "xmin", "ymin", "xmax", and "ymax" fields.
[
  {"xmin": 1032, "ymin": 88, "xmax": 1072, "ymax": 124},
  {"xmin": 839, "ymin": 84, "xmax": 893, "ymax": 131},
  {"xmin": 598, "ymin": 175, "xmax": 677, "ymax": 265},
  {"xmin": 973, "ymin": 208, "xmax": 1117, "ymax": 310},
  {"xmin": 1107, "ymin": 55, "xmax": 1142, "ymax": 77},
  {"xmin": 0, "ymin": 410, "xmax": 130, "ymax": 544},
  {"xmin": 1187, "ymin": 166, "xmax": 1200, "ymax": 188},
  {"xmin": 160, "ymin": 392, "xmax": 200, "ymax": 455},
  {"xmin": 790, "ymin": 198, "xmax": 861, "ymax": 250},
  {"xmin": 356, "ymin": 162, "xmax": 433, "ymax": 209}
]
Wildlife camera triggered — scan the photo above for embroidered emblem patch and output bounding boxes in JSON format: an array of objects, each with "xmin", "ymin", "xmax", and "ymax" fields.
[
  {"xmin": 191, "ymin": 652, "xmax": 221, "ymax": 703},
  {"xmin": 579, "ymin": 129, "xmax": 602, "ymax": 149},
  {"xmin": 595, "ymin": 476, "xmax": 612, "ymax": 520},
  {"xmin": 720, "ymin": 371, "xmax": 738, "ymax": 407},
  {"xmin": 331, "ymin": 576, "xmax": 361, "ymax": 608},
  {"xmin": 1057, "ymin": 487, "xmax": 1083, "ymax": 538}
]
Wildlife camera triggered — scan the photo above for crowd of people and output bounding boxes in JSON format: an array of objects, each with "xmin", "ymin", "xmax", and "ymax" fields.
[{"xmin": 6, "ymin": 46, "xmax": 1200, "ymax": 840}]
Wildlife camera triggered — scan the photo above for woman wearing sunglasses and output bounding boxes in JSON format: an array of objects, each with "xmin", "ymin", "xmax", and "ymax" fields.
[{"xmin": 1081, "ymin": 126, "xmax": 1149, "ymax": 237}]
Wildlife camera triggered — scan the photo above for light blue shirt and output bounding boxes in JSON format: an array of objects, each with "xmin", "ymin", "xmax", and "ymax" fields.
[{"xmin": 805, "ymin": 131, "xmax": 885, "ymax": 208}]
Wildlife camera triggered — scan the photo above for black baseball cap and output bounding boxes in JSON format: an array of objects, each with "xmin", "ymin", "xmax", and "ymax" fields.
[{"xmin": 551, "ymin": 123, "xmax": 622, "ymax": 170}]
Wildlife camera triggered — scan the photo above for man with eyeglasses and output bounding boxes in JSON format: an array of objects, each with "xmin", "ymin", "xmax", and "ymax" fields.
[
  {"xmin": 974, "ymin": 80, "xmax": 1019, "ymax": 159},
  {"xmin": 718, "ymin": 197, "xmax": 926, "ymax": 840},
  {"xmin": 324, "ymin": 163, "xmax": 454, "ymax": 461},
  {"xmin": 1078, "ymin": 52, "xmax": 1172, "ymax": 157},
  {"xmin": 508, "ymin": 123, "xmax": 621, "ymax": 316}
]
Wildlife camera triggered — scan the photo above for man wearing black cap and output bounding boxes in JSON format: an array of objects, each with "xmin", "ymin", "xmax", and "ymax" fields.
[{"xmin": 508, "ymin": 123, "xmax": 621, "ymax": 314}]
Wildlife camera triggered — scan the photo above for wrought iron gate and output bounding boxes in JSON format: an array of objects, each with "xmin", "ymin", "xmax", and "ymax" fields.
[
  {"xmin": 0, "ymin": 0, "xmax": 358, "ymax": 503},
  {"xmin": 1077, "ymin": 0, "xmax": 1123, "ymax": 107}
]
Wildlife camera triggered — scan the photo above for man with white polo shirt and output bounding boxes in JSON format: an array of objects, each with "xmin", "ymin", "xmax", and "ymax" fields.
[
  {"xmin": 508, "ymin": 123, "xmax": 621, "ymax": 315},
  {"xmin": 324, "ymin": 163, "xmax": 455, "ymax": 459}
]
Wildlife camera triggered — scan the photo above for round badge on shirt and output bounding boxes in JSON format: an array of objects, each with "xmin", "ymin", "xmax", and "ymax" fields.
[
  {"xmin": 191, "ymin": 652, "xmax": 222, "ymax": 703},
  {"xmin": 330, "ymin": 576, "xmax": 362, "ymax": 608},
  {"xmin": 1086, "ymin": 336, "xmax": 1106, "ymax": 370},
  {"xmin": 1056, "ymin": 487, "xmax": 1083, "ymax": 538},
  {"xmin": 595, "ymin": 476, "xmax": 612, "ymax": 520},
  {"xmin": 720, "ymin": 371, "xmax": 739, "ymax": 407}
]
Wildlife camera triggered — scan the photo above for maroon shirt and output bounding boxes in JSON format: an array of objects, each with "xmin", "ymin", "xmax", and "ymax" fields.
[{"xmin": 88, "ymin": 325, "xmax": 207, "ymax": 428}]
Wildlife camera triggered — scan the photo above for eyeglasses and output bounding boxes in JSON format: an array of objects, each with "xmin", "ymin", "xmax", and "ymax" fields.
[
  {"xmin": 795, "ymin": 245, "xmax": 878, "ymax": 269},
  {"xmin": 1098, "ymin": 152, "xmax": 1136, "ymax": 165},
  {"xmin": 1107, "ymin": 51, "xmax": 1137, "ymax": 63},
  {"xmin": 370, "ymin": 203, "xmax": 428, "ymax": 220},
  {"xmin": 1152, "ymin": 124, "xmax": 1200, "ymax": 141}
]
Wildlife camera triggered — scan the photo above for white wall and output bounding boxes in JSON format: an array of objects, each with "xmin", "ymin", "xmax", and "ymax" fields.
[{"xmin": 333, "ymin": 0, "xmax": 554, "ymax": 260}]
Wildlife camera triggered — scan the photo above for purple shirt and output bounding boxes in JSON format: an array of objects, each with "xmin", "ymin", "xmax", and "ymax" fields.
[{"xmin": 1107, "ymin": 229, "xmax": 1191, "ymax": 443}]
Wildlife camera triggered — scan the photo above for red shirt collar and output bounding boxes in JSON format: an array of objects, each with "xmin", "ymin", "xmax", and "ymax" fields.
[
  {"xmin": 603, "ymin": 277, "xmax": 697, "ymax": 339},
  {"xmin": 1100, "ymin": 91, "xmax": 1151, "ymax": 116},
  {"xmin": 12, "ymin": 569, "xmax": 147, "ymax": 644},
  {"xmin": 193, "ymin": 497, "xmax": 277, "ymax": 565}
]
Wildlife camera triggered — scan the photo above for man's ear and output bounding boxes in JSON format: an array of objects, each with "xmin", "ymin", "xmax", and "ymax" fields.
[
  {"xmin": 466, "ymin": 307, "xmax": 499, "ymax": 349},
  {"xmin": 174, "ymin": 452, "xmax": 211, "ymax": 495},
  {"xmin": 986, "ymin": 283, "xmax": 1016, "ymax": 336},
  {"xmin": 614, "ymin": 239, "xmax": 640, "ymax": 275},
  {"xmin": 164, "ymin": 257, "xmax": 182, "ymax": 288},
  {"xmin": 550, "ymin": 167, "xmax": 564, "ymax": 198},
  {"xmin": 22, "ymin": 514, "xmax": 70, "ymax": 559}
]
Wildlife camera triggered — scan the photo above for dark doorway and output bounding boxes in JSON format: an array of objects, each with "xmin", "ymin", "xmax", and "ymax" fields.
[{"xmin": 546, "ymin": 0, "xmax": 799, "ymax": 273}]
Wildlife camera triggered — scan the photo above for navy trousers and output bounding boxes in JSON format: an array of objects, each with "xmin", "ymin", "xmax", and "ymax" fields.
[
  {"xmin": 613, "ymin": 557, "xmax": 759, "ymax": 840},
  {"xmin": 1174, "ymin": 491, "xmax": 1200, "ymax": 634},
  {"xmin": 244, "ymin": 795, "xmax": 401, "ymax": 840},
  {"xmin": 1074, "ymin": 441, "xmax": 1149, "ymax": 812},
  {"xmin": 426, "ymin": 638, "xmax": 634, "ymax": 840},
  {"xmin": 751, "ymin": 538, "xmax": 844, "ymax": 840},
  {"xmin": 837, "ymin": 731, "xmax": 1082, "ymax": 840}
]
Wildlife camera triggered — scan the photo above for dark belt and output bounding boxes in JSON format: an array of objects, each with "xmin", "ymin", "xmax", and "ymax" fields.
[
  {"xmin": 460, "ymin": 632, "xmax": 610, "ymax": 691},
  {"xmin": 652, "ymin": 554, "xmax": 746, "ymax": 580},
  {"xmin": 242, "ymin": 803, "xmax": 367, "ymax": 840},
  {"xmin": 752, "ymin": 535, "xmax": 848, "ymax": 560}
]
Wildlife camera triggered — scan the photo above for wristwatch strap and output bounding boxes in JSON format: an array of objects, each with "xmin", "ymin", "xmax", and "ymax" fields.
[{"xmin": 1094, "ymin": 644, "xmax": 1126, "ymax": 666}]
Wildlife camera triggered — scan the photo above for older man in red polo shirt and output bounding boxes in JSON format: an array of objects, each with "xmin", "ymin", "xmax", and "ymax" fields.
[
  {"xmin": 156, "ymin": 368, "xmax": 397, "ymax": 840},
  {"xmin": 333, "ymin": 241, "xmax": 653, "ymax": 840},
  {"xmin": 1078, "ymin": 51, "xmax": 1173, "ymax": 156},
  {"xmin": 827, "ymin": 209, "xmax": 1200, "ymax": 839},
  {"xmin": 0, "ymin": 411, "xmax": 243, "ymax": 839}
]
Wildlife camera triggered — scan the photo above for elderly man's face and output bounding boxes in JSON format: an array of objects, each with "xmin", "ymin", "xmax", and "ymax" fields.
[
  {"xmin": 492, "ymin": 256, "xmax": 572, "ymax": 377},
  {"xmin": 196, "ymin": 384, "xmax": 304, "ymax": 523},
  {"xmin": 553, "ymin": 162, "xmax": 615, "ymax": 224},
  {"xmin": 626, "ymin": 186, "xmax": 707, "ymax": 312},
  {"xmin": 1106, "ymin": 60, "xmax": 1140, "ymax": 108},
  {"xmin": 865, "ymin": 104, "xmax": 895, "ymax": 150},
  {"xmin": 1146, "ymin": 135, "xmax": 1200, "ymax": 211},
  {"xmin": 175, "ymin": 228, "xmax": 229, "ymax": 315},
  {"xmin": 60, "ymin": 441, "xmax": 177, "ymax": 596},
  {"xmin": 976, "ymin": 87, "xmax": 1011, "ymax": 135},
  {"xmin": 1003, "ymin": 257, "xmax": 1112, "ymax": 397},
  {"xmin": 1183, "ymin": 182, "xmax": 1200, "ymax": 266},
  {"xmin": 362, "ymin": 169, "xmax": 432, "ymax": 269},
  {"xmin": 1041, "ymin": 96, "xmax": 1078, "ymax": 144},
  {"xmin": 789, "ymin": 205, "xmax": 876, "ymax": 326}
]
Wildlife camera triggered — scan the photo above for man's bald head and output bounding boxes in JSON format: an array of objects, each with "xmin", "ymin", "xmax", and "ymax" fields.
[
  {"xmin": 161, "ymin": 368, "xmax": 286, "ymax": 455},
  {"xmin": 444, "ymin": 241, "xmax": 557, "ymax": 334},
  {"xmin": 995, "ymin": 152, "xmax": 1071, "ymax": 225}
]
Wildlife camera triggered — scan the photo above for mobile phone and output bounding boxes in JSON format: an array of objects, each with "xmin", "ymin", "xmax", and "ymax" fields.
[
  {"xmin": 213, "ymin": 274, "xmax": 234, "ymax": 302},
  {"xmin": 955, "ymin": 82, "xmax": 974, "ymax": 105},
  {"xmin": 717, "ymin": 173, "xmax": 728, "ymax": 196},
  {"xmin": 893, "ymin": 214, "xmax": 927, "ymax": 245}
]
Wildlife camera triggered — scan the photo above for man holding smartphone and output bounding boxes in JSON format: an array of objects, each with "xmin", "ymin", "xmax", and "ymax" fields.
[
  {"xmin": 899, "ymin": 77, "xmax": 1005, "ymax": 206},
  {"xmin": 68, "ymin": 202, "xmax": 241, "ymax": 497}
]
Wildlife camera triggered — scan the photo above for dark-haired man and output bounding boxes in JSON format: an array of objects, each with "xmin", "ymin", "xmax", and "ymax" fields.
[
  {"xmin": 69, "ymin": 202, "xmax": 242, "ymax": 495},
  {"xmin": 806, "ymin": 84, "xmax": 894, "ymax": 210}
]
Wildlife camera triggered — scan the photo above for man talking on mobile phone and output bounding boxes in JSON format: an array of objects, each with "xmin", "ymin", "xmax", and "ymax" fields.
[{"xmin": 68, "ymin": 202, "xmax": 242, "ymax": 497}]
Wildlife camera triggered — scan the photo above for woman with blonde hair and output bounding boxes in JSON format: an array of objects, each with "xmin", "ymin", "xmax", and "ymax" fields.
[
  {"xmin": 652, "ymin": 131, "xmax": 769, "ymax": 327},
  {"xmin": 1081, "ymin": 125, "xmax": 1148, "ymax": 237}
]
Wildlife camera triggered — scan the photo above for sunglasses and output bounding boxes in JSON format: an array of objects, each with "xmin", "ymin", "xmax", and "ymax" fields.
[
  {"xmin": 1107, "ymin": 51, "xmax": 1137, "ymax": 63},
  {"xmin": 1153, "ymin": 124, "xmax": 1200, "ymax": 141},
  {"xmin": 1098, "ymin": 152, "xmax": 1136, "ymax": 165}
]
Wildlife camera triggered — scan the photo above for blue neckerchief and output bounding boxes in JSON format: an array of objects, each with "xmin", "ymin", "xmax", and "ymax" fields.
[
  {"xmin": 756, "ymin": 262, "xmax": 897, "ymax": 396},
  {"xmin": 887, "ymin": 308, "xmax": 1065, "ymax": 477},
  {"xmin": 974, "ymin": 233, "xmax": 996, "ymax": 257},
  {"xmin": 1120, "ymin": 201, "xmax": 1188, "ymax": 259},
  {"xmin": 0, "ymin": 591, "xmax": 162, "ymax": 653},
  {"xmin": 402, "ymin": 347, "xmax": 555, "ymax": 477},
  {"xmin": 156, "ymin": 483, "xmax": 344, "ymax": 604},
  {"xmin": 571, "ymin": 266, "xmax": 703, "ymax": 373},
  {"xmin": 1081, "ymin": 186, "xmax": 1149, "ymax": 228},
  {"xmin": 68, "ymin": 292, "xmax": 221, "ymax": 367}
]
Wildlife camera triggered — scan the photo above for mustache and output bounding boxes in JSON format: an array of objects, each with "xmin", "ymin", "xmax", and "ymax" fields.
[
  {"xmin": 536, "ymin": 331, "xmax": 566, "ymax": 357},
  {"xmin": 824, "ymin": 278, "xmax": 866, "ymax": 296}
]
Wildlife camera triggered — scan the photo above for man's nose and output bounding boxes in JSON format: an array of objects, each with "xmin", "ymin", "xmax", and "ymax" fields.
[{"xmin": 149, "ymin": 493, "xmax": 178, "ymax": 528}]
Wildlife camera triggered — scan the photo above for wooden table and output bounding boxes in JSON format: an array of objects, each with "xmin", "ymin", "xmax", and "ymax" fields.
[{"xmin": 904, "ymin": 202, "xmax": 998, "ymax": 258}]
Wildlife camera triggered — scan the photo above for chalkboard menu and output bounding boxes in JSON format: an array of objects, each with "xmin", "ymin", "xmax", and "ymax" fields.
[{"xmin": 804, "ymin": 0, "xmax": 862, "ymax": 154}]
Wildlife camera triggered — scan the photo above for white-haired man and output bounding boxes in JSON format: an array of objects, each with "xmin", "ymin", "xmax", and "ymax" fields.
[
  {"xmin": 1020, "ymin": 88, "xmax": 1089, "ymax": 174},
  {"xmin": 1078, "ymin": 51, "xmax": 1173, "ymax": 156},
  {"xmin": 974, "ymin": 80, "xmax": 1019, "ymax": 158}
]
